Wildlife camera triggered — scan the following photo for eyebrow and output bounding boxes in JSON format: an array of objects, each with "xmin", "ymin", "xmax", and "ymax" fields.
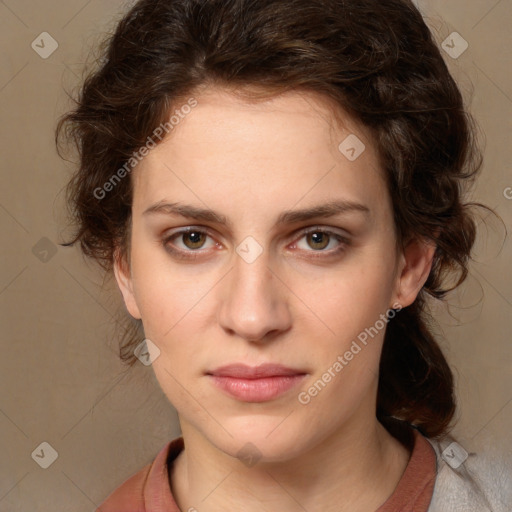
[{"xmin": 142, "ymin": 199, "xmax": 370, "ymax": 228}]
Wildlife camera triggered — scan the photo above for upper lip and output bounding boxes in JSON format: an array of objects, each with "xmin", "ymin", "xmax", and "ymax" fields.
[{"xmin": 207, "ymin": 363, "xmax": 307, "ymax": 379}]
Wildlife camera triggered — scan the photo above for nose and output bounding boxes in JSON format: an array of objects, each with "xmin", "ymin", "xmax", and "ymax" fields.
[{"xmin": 217, "ymin": 249, "xmax": 292, "ymax": 343}]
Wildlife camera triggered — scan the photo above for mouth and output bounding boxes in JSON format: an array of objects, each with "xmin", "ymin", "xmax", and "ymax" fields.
[{"xmin": 206, "ymin": 363, "xmax": 308, "ymax": 402}]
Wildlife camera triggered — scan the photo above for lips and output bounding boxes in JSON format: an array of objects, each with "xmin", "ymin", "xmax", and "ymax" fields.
[
  {"xmin": 207, "ymin": 363, "xmax": 306, "ymax": 379},
  {"xmin": 206, "ymin": 363, "xmax": 307, "ymax": 402}
]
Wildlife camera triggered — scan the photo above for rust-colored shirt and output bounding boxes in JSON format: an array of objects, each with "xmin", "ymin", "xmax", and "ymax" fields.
[{"xmin": 96, "ymin": 428, "xmax": 437, "ymax": 512}]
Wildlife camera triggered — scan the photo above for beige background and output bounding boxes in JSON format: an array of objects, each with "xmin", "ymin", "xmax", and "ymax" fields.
[{"xmin": 0, "ymin": 0, "xmax": 510, "ymax": 510}]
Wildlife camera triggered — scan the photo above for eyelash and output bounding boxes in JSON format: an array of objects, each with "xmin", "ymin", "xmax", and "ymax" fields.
[{"xmin": 161, "ymin": 226, "xmax": 350, "ymax": 261}]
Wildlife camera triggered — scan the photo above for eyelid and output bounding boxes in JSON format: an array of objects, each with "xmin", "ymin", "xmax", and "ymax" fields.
[
  {"xmin": 286, "ymin": 225, "xmax": 351, "ymax": 258},
  {"xmin": 163, "ymin": 224, "xmax": 350, "ymax": 243},
  {"xmin": 162, "ymin": 226, "xmax": 218, "ymax": 247},
  {"xmin": 162, "ymin": 224, "xmax": 351, "ymax": 257},
  {"xmin": 164, "ymin": 225, "xmax": 216, "ymax": 236},
  {"xmin": 291, "ymin": 224, "xmax": 351, "ymax": 241}
]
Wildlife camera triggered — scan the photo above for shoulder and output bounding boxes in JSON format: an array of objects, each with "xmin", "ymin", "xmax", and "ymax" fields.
[
  {"xmin": 95, "ymin": 437, "xmax": 183, "ymax": 512},
  {"xmin": 426, "ymin": 435, "xmax": 512, "ymax": 512},
  {"xmin": 95, "ymin": 462, "xmax": 151, "ymax": 512}
]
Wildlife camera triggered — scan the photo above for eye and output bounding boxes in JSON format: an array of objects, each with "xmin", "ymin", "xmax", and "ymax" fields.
[
  {"xmin": 162, "ymin": 227, "xmax": 219, "ymax": 259},
  {"xmin": 177, "ymin": 230, "xmax": 209, "ymax": 250},
  {"xmin": 162, "ymin": 225, "xmax": 350, "ymax": 261},
  {"xmin": 291, "ymin": 227, "xmax": 350, "ymax": 257}
]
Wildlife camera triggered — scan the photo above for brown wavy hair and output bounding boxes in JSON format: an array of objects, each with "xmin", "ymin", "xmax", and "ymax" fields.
[{"xmin": 56, "ymin": 0, "xmax": 492, "ymax": 438}]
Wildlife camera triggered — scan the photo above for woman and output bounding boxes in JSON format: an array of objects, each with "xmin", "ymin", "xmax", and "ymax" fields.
[{"xmin": 56, "ymin": 0, "xmax": 511, "ymax": 510}]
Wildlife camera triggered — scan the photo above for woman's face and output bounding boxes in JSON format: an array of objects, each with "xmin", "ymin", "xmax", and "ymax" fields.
[{"xmin": 115, "ymin": 87, "xmax": 432, "ymax": 462}]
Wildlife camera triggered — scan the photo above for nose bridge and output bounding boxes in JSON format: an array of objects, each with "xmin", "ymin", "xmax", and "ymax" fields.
[
  {"xmin": 232, "ymin": 234, "xmax": 274, "ymax": 298},
  {"xmin": 218, "ymin": 244, "xmax": 290, "ymax": 342},
  {"xmin": 233, "ymin": 248, "xmax": 272, "ymax": 301}
]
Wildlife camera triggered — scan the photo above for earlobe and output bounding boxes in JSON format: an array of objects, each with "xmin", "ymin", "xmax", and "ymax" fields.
[
  {"xmin": 393, "ymin": 237, "xmax": 436, "ymax": 308},
  {"xmin": 113, "ymin": 249, "xmax": 142, "ymax": 320}
]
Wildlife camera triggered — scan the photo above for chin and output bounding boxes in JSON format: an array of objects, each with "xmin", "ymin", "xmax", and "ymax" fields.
[{"xmin": 206, "ymin": 415, "xmax": 311, "ymax": 465}]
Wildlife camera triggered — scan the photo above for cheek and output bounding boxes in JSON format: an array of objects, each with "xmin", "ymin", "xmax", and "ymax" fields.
[
  {"xmin": 128, "ymin": 247, "xmax": 205, "ymax": 337},
  {"xmin": 306, "ymin": 260, "xmax": 396, "ymax": 338},
  {"xmin": 295, "ymin": 268, "xmax": 393, "ymax": 418}
]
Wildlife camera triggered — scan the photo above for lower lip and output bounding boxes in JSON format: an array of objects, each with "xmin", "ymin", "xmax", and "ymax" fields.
[{"xmin": 208, "ymin": 374, "xmax": 306, "ymax": 402}]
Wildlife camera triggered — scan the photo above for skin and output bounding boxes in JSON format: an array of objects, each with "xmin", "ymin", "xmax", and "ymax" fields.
[{"xmin": 114, "ymin": 86, "xmax": 436, "ymax": 512}]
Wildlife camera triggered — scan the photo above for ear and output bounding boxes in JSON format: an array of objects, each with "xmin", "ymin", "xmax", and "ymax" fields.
[
  {"xmin": 113, "ymin": 248, "xmax": 142, "ymax": 320},
  {"xmin": 392, "ymin": 236, "xmax": 437, "ymax": 308}
]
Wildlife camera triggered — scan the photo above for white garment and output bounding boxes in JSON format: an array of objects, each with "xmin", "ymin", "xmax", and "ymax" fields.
[{"xmin": 427, "ymin": 435, "xmax": 512, "ymax": 512}]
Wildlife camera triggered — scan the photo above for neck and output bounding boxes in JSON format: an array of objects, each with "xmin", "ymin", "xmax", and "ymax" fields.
[{"xmin": 170, "ymin": 415, "xmax": 410, "ymax": 512}]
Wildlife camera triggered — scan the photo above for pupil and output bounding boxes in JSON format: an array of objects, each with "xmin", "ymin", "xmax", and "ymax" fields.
[
  {"xmin": 310, "ymin": 232, "xmax": 328, "ymax": 250},
  {"xmin": 185, "ymin": 232, "xmax": 204, "ymax": 248}
]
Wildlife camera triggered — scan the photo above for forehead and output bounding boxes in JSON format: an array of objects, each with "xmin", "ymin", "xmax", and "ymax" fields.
[
  {"xmin": 131, "ymin": 87, "xmax": 387, "ymax": 220},
  {"xmin": 153, "ymin": 86, "xmax": 369, "ymax": 153}
]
